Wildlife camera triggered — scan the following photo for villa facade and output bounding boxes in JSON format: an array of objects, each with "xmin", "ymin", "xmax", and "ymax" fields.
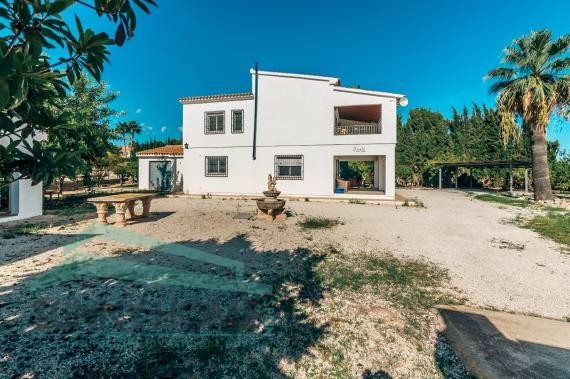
[{"xmin": 180, "ymin": 69, "xmax": 406, "ymax": 200}]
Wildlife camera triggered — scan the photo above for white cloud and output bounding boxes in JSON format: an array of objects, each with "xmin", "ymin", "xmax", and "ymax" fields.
[
  {"xmin": 146, "ymin": 126, "xmax": 153, "ymax": 131},
  {"xmin": 135, "ymin": 108, "xmax": 142, "ymax": 114},
  {"xmin": 177, "ymin": 126, "xmax": 183, "ymax": 132},
  {"xmin": 160, "ymin": 126, "xmax": 167, "ymax": 133}
]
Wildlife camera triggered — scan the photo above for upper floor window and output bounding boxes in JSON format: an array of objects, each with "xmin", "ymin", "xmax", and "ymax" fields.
[
  {"xmin": 275, "ymin": 155, "xmax": 303, "ymax": 180},
  {"xmin": 205, "ymin": 156, "xmax": 228, "ymax": 177},
  {"xmin": 205, "ymin": 111, "xmax": 225, "ymax": 134},
  {"xmin": 231, "ymin": 110, "xmax": 244, "ymax": 133}
]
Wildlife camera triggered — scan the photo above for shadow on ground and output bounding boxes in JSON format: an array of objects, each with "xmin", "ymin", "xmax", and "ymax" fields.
[
  {"xmin": 436, "ymin": 306, "xmax": 570, "ymax": 379},
  {"xmin": 0, "ymin": 227, "xmax": 327, "ymax": 377}
]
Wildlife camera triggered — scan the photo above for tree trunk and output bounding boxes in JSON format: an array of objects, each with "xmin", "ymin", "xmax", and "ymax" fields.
[{"xmin": 531, "ymin": 129, "xmax": 553, "ymax": 201}]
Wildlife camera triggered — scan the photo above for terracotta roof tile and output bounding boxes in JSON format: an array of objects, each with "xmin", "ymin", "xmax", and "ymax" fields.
[
  {"xmin": 179, "ymin": 92, "xmax": 254, "ymax": 104},
  {"xmin": 136, "ymin": 145, "xmax": 184, "ymax": 156}
]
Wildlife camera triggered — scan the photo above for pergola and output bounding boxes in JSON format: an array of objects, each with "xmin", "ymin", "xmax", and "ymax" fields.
[{"xmin": 435, "ymin": 160, "xmax": 532, "ymax": 193}]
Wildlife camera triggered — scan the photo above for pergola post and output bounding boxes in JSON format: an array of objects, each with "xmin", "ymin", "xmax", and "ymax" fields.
[
  {"xmin": 438, "ymin": 167, "xmax": 442, "ymax": 189},
  {"xmin": 524, "ymin": 168, "xmax": 529, "ymax": 194},
  {"xmin": 509, "ymin": 164, "xmax": 513, "ymax": 193},
  {"xmin": 455, "ymin": 170, "xmax": 458, "ymax": 189}
]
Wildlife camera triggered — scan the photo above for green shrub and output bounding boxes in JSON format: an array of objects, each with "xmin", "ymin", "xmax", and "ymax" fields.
[{"xmin": 298, "ymin": 217, "xmax": 339, "ymax": 229}]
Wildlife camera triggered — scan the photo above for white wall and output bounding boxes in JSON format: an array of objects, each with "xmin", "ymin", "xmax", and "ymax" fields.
[
  {"xmin": 184, "ymin": 144, "xmax": 394, "ymax": 199},
  {"xmin": 0, "ymin": 134, "xmax": 44, "ymax": 223},
  {"xmin": 138, "ymin": 156, "xmax": 184, "ymax": 191},
  {"xmin": 182, "ymin": 71, "xmax": 400, "ymax": 199},
  {"xmin": 0, "ymin": 178, "xmax": 43, "ymax": 224}
]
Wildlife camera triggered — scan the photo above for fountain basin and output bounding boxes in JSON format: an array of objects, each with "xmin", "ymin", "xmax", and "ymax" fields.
[
  {"xmin": 262, "ymin": 190, "xmax": 281, "ymax": 198},
  {"xmin": 256, "ymin": 198, "xmax": 286, "ymax": 211}
]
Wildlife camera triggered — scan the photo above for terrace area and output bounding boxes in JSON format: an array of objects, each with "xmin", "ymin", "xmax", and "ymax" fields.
[{"xmin": 334, "ymin": 104, "xmax": 381, "ymax": 135}]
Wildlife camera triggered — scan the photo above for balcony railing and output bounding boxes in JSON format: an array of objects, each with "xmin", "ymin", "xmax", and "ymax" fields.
[{"xmin": 334, "ymin": 123, "xmax": 381, "ymax": 135}]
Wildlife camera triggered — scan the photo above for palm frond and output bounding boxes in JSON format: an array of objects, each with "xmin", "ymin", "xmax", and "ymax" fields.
[
  {"xmin": 547, "ymin": 57, "xmax": 570, "ymax": 72},
  {"xmin": 485, "ymin": 67, "xmax": 516, "ymax": 80},
  {"xmin": 548, "ymin": 35, "xmax": 570, "ymax": 57}
]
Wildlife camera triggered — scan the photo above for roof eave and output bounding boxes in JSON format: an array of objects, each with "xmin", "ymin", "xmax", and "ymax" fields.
[{"xmin": 333, "ymin": 86, "xmax": 405, "ymax": 99}]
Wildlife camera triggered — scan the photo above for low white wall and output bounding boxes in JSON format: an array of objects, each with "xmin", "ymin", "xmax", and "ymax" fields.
[{"xmin": 1, "ymin": 179, "xmax": 43, "ymax": 223}]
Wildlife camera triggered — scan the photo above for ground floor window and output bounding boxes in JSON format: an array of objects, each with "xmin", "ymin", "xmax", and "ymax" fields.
[
  {"xmin": 275, "ymin": 155, "xmax": 303, "ymax": 180},
  {"xmin": 205, "ymin": 156, "xmax": 228, "ymax": 177}
]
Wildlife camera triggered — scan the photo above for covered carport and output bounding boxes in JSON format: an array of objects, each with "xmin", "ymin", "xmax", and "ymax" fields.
[{"xmin": 435, "ymin": 160, "xmax": 532, "ymax": 193}]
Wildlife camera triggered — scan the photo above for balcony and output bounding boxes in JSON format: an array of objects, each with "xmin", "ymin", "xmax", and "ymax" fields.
[
  {"xmin": 335, "ymin": 122, "xmax": 381, "ymax": 135},
  {"xmin": 334, "ymin": 104, "xmax": 381, "ymax": 135}
]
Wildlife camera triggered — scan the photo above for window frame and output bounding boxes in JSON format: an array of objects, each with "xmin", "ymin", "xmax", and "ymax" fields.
[
  {"xmin": 204, "ymin": 111, "xmax": 225, "ymax": 134},
  {"xmin": 274, "ymin": 155, "xmax": 304, "ymax": 180},
  {"xmin": 231, "ymin": 109, "xmax": 244, "ymax": 134},
  {"xmin": 205, "ymin": 156, "xmax": 228, "ymax": 177}
]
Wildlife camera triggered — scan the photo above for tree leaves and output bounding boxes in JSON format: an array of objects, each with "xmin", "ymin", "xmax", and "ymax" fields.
[{"xmin": 0, "ymin": 0, "xmax": 156, "ymax": 183}]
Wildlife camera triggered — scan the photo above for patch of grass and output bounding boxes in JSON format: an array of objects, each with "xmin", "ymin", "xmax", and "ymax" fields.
[
  {"xmin": 317, "ymin": 248, "xmax": 460, "ymax": 340},
  {"xmin": 1, "ymin": 223, "xmax": 44, "ymax": 239},
  {"xmin": 298, "ymin": 217, "xmax": 340, "ymax": 230},
  {"xmin": 525, "ymin": 211, "xmax": 570, "ymax": 249},
  {"xmin": 349, "ymin": 199, "xmax": 366, "ymax": 205},
  {"xmin": 474, "ymin": 194, "xmax": 532, "ymax": 208},
  {"xmin": 304, "ymin": 197, "xmax": 310, "ymax": 202},
  {"xmin": 44, "ymin": 202, "xmax": 95, "ymax": 217}
]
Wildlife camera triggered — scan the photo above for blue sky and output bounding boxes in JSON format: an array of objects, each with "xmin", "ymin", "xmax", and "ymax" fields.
[{"xmin": 70, "ymin": 0, "xmax": 570, "ymax": 149}]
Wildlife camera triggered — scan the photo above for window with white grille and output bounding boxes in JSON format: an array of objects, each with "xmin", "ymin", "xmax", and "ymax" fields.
[
  {"xmin": 205, "ymin": 156, "xmax": 228, "ymax": 177},
  {"xmin": 275, "ymin": 155, "xmax": 303, "ymax": 180},
  {"xmin": 231, "ymin": 110, "xmax": 244, "ymax": 133},
  {"xmin": 204, "ymin": 111, "xmax": 225, "ymax": 134}
]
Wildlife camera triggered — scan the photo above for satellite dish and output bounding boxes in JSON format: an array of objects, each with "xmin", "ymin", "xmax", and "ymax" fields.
[{"xmin": 398, "ymin": 97, "xmax": 408, "ymax": 107}]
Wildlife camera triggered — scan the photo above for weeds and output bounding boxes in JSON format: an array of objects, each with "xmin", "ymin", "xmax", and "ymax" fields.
[
  {"xmin": 349, "ymin": 199, "xmax": 366, "ymax": 205},
  {"xmin": 474, "ymin": 194, "xmax": 532, "ymax": 208},
  {"xmin": 44, "ymin": 202, "xmax": 95, "ymax": 217},
  {"xmin": 402, "ymin": 198, "xmax": 425, "ymax": 208},
  {"xmin": 490, "ymin": 238, "xmax": 526, "ymax": 251},
  {"xmin": 298, "ymin": 217, "xmax": 340, "ymax": 229},
  {"xmin": 525, "ymin": 211, "xmax": 570, "ymax": 250},
  {"xmin": 316, "ymin": 248, "xmax": 460, "ymax": 340},
  {"xmin": 1, "ymin": 223, "xmax": 44, "ymax": 239}
]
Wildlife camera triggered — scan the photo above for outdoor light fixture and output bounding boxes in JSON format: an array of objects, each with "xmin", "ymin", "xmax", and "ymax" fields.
[{"xmin": 184, "ymin": 143, "xmax": 189, "ymax": 149}]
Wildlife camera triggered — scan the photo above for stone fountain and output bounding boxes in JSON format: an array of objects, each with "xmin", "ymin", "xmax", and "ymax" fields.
[{"xmin": 256, "ymin": 174, "xmax": 287, "ymax": 221}]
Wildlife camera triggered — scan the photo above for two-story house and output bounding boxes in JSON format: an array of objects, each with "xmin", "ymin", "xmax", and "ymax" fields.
[{"xmin": 179, "ymin": 69, "xmax": 406, "ymax": 200}]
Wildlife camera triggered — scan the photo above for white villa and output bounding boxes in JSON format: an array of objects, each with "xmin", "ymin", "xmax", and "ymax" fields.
[{"xmin": 139, "ymin": 69, "xmax": 406, "ymax": 200}]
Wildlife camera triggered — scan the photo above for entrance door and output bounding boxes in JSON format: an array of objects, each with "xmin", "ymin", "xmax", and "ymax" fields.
[{"xmin": 149, "ymin": 161, "xmax": 172, "ymax": 192}]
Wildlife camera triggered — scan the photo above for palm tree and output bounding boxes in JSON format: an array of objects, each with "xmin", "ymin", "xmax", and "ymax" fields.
[
  {"xmin": 115, "ymin": 122, "xmax": 130, "ymax": 152},
  {"xmin": 486, "ymin": 30, "xmax": 570, "ymax": 201},
  {"xmin": 127, "ymin": 120, "xmax": 142, "ymax": 151}
]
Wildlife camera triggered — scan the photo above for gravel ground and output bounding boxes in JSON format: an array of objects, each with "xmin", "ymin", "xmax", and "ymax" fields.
[
  {"xmin": 2, "ymin": 189, "xmax": 568, "ymax": 321},
  {"xmin": 0, "ymin": 189, "xmax": 568, "ymax": 376},
  {"xmin": 122, "ymin": 189, "xmax": 569, "ymax": 320}
]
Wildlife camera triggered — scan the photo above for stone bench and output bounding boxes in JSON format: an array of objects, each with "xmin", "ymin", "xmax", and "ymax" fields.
[{"xmin": 87, "ymin": 193, "xmax": 155, "ymax": 227}]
